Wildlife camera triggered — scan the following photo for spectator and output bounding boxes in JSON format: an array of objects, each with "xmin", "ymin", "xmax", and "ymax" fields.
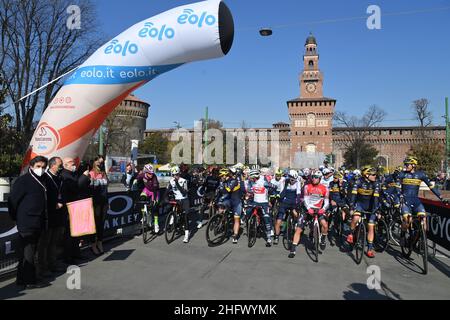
[
  {"xmin": 89, "ymin": 155, "xmax": 109, "ymax": 255},
  {"xmin": 8, "ymin": 156, "xmax": 49, "ymax": 289},
  {"xmin": 37, "ymin": 157, "xmax": 65, "ymax": 279},
  {"xmin": 433, "ymin": 172, "xmax": 446, "ymax": 191},
  {"xmin": 60, "ymin": 157, "xmax": 91, "ymax": 265}
]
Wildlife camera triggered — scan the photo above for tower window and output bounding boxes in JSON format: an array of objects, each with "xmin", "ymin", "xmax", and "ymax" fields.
[{"xmin": 309, "ymin": 61, "xmax": 314, "ymax": 67}]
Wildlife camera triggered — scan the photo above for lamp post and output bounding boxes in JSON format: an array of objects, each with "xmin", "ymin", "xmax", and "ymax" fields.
[{"xmin": 446, "ymin": 97, "xmax": 449, "ymax": 175}]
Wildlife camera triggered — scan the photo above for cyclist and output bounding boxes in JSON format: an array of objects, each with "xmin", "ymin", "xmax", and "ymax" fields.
[
  {"xmin": 268, "ymin": 169, "xmax": 285, "ymax": 229},
  {"xmin": 346, "ymin": 166, "xmax": 380, "ymax": 258},
  {"xmin": 381, "ymin": 166, "xmax": 402, "ymax": 210},
  {"xmin": 289, "ymin": 170, "xmax": 329, "ymax": 258},
  {"xmin": 398, "ymin": 156, "xmax": 448, "ymax": 246},
  {"xmin": 329, "ymin": 171, "xmax": 349, "ymax": 224},
  {"xmin": 345, "ymin": 169, "xmax": 361, "ymax": 204},
  {"xmin": 166, "ymin": 166, "xmax": 191, "ymax": 243},
  {"xmin": 215, "ymin": 168, "xmax": 243, "ymax": 244},
  {"xmin": 200, "ymin": 167, "xmax": 220, "ymax": 218},
  {"xmin": 273, "ymin": 170, "xmax": 302, "ymax": 245},
  {"xmin": 246, "ymin": 169, "xmax": 273, "ymax": 247},
  {"xmin": 321, "ymin": 168, "xmax": 334, "ymax": 189},
  {"xmin": 136, "ymin": 164, "xmax": 160, "ymax": 233}
]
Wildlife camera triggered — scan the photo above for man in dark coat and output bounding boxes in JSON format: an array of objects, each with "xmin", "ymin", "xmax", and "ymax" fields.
[
  {"xmin": 37, "ymin": 157, "xmax": 65, "ymax": 276},
  {"xmin": 8, "ymin": 156, "xmax": 49, "ymax": 289},
  {"xmin": 60, "ymin": 157, "xmax": 91, "ymax": 264}
]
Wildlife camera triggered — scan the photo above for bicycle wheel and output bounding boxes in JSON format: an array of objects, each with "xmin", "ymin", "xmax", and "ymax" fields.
[
  {"xmin": 142, "ymin": 209, "xmax": 149, "ymax": 244},
  {"xmin": 332, "ymin": 209, "xmax": 341, "ymax": 243},
  {"xmin": 283, "ymin": 214, "xmax": 295, "ymax": 251},
  {"xmin": 247, "ymin": 215, "xmax": 258, "ymax": 248},
  {"xmin": 164, "ymin": 210, "xmax": 177, "ymax": 244},
  {"xmin": 271, "ymin": 201, "xmax": 279, "ymax": 226},
  {"xmin": 206, "ymin": 213, "xmax": 227, "ymax": 246},
  {"xmin": 354, "ymin": 222, "xmax": 366, "ymax": 265},
  {"xmin": 417, "ymin": 220, "xmax": 428, "ymax": 275},
  {"xmin": 313, "ymin": 221, "xmax": 320, "ymax": 262},
  {"xmin": 400, "ymin": 224, "xmax": 413, "ymax": 258},
  {"xmin": 389, "ymin": 213, "xmax": 402, "ymax": 247},
  {"xmin": 374, "ymin": 218, "xmax": 389, "ymax": 253}
]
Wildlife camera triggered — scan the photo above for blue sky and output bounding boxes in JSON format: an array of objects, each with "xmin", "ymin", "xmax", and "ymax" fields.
[{"xmin": 95, "ymin": 0, "xmax": 450, "ymax": 129}]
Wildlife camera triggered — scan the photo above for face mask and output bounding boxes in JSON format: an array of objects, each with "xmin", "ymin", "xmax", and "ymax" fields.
[
  {"xmin": 72, "ymin": 165, "xmax": 77, "ymax": 173},
  {"xmin": 33, "ymin": 167, "xmax": 44, "ymax": 177},
  {"xmin": 57, "ymin": 166, "xmax": 63, "ymax": 175}
]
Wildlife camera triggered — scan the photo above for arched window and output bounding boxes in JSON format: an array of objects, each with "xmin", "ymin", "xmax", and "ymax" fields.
[{"xmin": 309, "ymin": 60, "xmax": 314, "ymax": 68}]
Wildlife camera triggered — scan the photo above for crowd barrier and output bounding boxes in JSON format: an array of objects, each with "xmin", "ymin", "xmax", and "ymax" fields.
[
  {"xmin": 0, "ymin": 188, "xmax": 203, "ymax": 276},
  {"xmin": 1, "ymin": 194, "xmax": 448, "ymax": 276}
]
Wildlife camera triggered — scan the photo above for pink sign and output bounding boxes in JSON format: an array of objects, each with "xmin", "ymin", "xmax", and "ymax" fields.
[{"xmin": 67, "ymin": 198, "xmax": 97, "ymax": 237}]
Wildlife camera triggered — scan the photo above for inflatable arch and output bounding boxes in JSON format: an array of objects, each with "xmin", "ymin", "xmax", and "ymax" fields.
[{"xmin": 23, "ymin": 0, "xmax": 234, "ymax": 167}]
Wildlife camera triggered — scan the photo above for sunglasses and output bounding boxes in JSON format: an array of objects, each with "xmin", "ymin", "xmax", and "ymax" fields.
[{"xmin": 312, "ymin": 176, "xmax": 321, "ymax": 179}]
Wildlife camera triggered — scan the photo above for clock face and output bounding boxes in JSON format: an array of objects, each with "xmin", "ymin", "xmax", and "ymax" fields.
[{"xmin": 306, "ymin": 83, "xmax": 316, "ymax": 93}]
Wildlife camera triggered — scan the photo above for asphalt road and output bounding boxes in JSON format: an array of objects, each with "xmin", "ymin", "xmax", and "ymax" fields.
[{"xmin": 1, "ymin": 216, "xmax": 449, "ymax": 300}]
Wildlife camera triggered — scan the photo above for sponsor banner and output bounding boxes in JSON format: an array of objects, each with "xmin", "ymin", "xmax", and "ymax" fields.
[
  {"xmin": 104, "ymin": 192, "xmax": 141, "ymax": 237},
  {"xmin": 421, "ymin": 198, "xmax": 450, "ymax": 251},
  {"xmin": 64, "ymin": 64, "xmax": 182, "ymax": 86},
  {"xmin": 0, "ymin": 202, "xmax": 19, "ymax": 262}
]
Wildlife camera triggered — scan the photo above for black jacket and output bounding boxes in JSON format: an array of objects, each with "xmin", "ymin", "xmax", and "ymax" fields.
[
  {"xmin": 8, "ymin": 170, "xmax": 47, "ymax": 233},
  {"xmin": 44, "ymin": 170, "xmax": 65, "ymax": 228},
  {"xmin": 60, "ymin": 169, "xmax": 91, "ymax": 204}
]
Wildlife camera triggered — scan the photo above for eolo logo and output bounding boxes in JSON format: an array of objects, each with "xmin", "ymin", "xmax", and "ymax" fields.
[
  {"xmin": 177, "ymin": 9, "xmax": 216, "ymax": 27},
  {"xmin": 104, "ymin": 39, "xmax": 139, "ymax": 56},
  {"xmin": 138, "ymin": 22, "xmax": 175, "ymax": 41}
]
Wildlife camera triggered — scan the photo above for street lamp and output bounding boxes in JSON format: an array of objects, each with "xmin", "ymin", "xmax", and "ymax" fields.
[{"xmin": 259, "ymin": 28, "xmax": 273, "ymax": 36}]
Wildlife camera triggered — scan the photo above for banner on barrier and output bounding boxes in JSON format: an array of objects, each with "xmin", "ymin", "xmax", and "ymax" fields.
[
  {"xmin": 0, "ymin": 202, "xmax": 18, "ymax": 262},
  {"xmin": 421, "ymin": 198, "xmax": 450, "ymax": 251}
]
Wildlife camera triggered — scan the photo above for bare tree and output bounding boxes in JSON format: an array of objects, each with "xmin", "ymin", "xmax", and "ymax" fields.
[
  {"xmin": 412, "ymin": 98, "xmax": 432, "ymax": 128},
  {"xmin": 103, "ymin": 114, "xmax": 135, "ymax": 157},
  {"xmin": 333, "ymin": 105, "xmax": 386, "ymax": 168},
  {"xmin": 0, "ymin": 0, "xmax": 105, "ymax": 149}
]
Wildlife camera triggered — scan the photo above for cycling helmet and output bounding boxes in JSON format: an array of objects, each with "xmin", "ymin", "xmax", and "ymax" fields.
[
  {"xmin": 333, "ymin": 171, "xmax": 343, "ymax": 179},
  {"xmin": 322, "ymin": 168, "xmax": 332, "ymax": 175},
  {"xmin": 234, "ymin": 163, "xmax": 244, "ymax": 170},
  {"xmin": 404, "ymin": 156, "xmax": 418, "ymax": 166},
  {"xmin": 319, "ymin": 165, "xmax": 325, "ymax": 171},
  {"xmin": 329, "ymin": 167, "xmax": 335, "ymax": 173},
  {"xmin": 229, "ymin": 167, "xmax": 237, "ymax": 174},
  {"xmin": 303, "ymin": 168, "xmax": 310, "ymax": 176},
  {"xmin": 249, "ymin": 169, "xmax": 260, "ymax": 179},
  {"xmin": 275, "ymin": 169, "xmax": 283, "ymax": 177},
  {"xmin": 353, "ymin": 169, "xmax": 361, "ymax": 176},
  {"xmin": 311, "ymin": 170, "xmax": 323, "ymax": 179},
  {"xmin": 288, "ymin": 170, "xmax": 298, "ymax": 179},
  {"xmin": 297, "ymin": 169, "xmax": 304, "ymax": 177},
  {"xmin": 171, "ymin": 166, "xmax": 181, "ymax": 175},
  {"xmin": 143, "ymin": 164, "xmax": 154, "ymax": 174},
  {"xmin": 219, "ymin": 168, "xmax": 230, "ymax": 178},
  {"xmin": 362, "ymin": 166, "xmax": 377, "ymax": 176}
]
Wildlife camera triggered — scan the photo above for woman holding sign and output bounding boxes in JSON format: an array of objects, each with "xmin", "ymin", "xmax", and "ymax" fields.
[{"xmin": 60, "ymin": 158, "xmax": 91, "ymax": 264}]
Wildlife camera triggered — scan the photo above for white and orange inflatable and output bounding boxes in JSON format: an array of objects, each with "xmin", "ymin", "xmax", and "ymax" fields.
[{"xmin": 23, "ymin": 0, "xmax": 234, "ymax": 167}]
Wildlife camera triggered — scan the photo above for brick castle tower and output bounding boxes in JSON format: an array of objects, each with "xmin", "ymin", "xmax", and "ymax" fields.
[{"xmin": 287, "ymin": 33, "xmax": 336, "ymax": 167}]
